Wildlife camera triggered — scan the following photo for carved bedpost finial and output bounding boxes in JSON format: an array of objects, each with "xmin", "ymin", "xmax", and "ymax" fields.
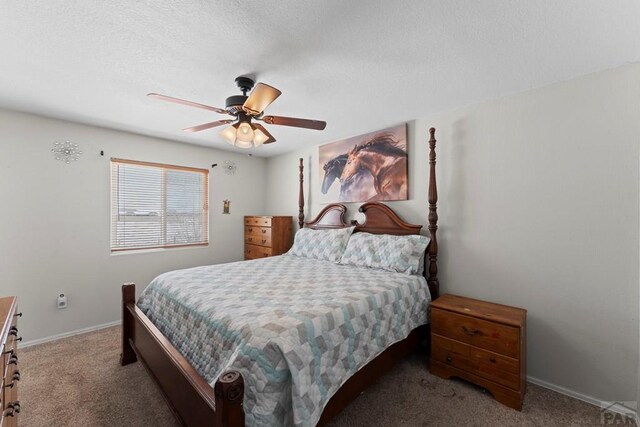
[
  {"xmin": 298, "ymin": 158, "xmax": 305, "ymax": 229},
  {"xmin": 428, "ymin": 127, "xmax": 439, "ymax": 298},
  {"xmin": 214, "ymin": 370, "xmax": 245, "ymax": 426}
]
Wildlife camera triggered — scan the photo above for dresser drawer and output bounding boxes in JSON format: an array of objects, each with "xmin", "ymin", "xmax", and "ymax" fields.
[
  {"xmin": 244, "ymin": 244, "xmax": 273, "ymax": 260},
  {"xmin": 244, "ymin": 234, "xmax": 272, "ymax": 247},
  {"xmin": 431, "ymin": 308, "xmax": 520, "ymax": 358},
  {"xmin": 244, "ymin": 226, "xmax": 272, "ymax": 239},
  {"xmin": 431, "ymin": 334, "xmax": 470, "ymax": 371},
  {"xmin": 2, "ymin": 372, "xmax": 18, "ymax": 425},
  {"xmin": 3, "ymin": 347, "xmax": 17, "ymax": 381},
  {"xmin": 245, "ymin": 217, "xmax": 272, "ymax": 227}
]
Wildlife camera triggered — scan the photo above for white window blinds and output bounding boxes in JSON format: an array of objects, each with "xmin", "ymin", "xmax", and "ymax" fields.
[{"xmin": 111, "ymin": 158, "xmax": 209, "ymax": 252}]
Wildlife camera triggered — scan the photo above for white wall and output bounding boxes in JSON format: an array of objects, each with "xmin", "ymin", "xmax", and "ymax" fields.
[
  {"xmin": 0, "ymin": 109, "xmax": 267, "ymax": 342},
  {"xmin": 265, "ymin": 65, "xmax": 640, "ymax": 404}
]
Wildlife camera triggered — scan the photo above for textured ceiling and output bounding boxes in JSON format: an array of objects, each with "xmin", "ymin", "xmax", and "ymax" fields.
[{"xmin": 1, "ymin": 1, "xmax": 639, "ymax": 157}]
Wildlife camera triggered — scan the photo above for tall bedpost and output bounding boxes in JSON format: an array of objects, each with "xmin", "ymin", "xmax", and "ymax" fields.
[
  {"xmin": 298, "ymin": 158, "xmax": 305, "ymax": 229},
  {"xmin": 427, "ymin": 128, "xmax": 439, "ymax": 299}
]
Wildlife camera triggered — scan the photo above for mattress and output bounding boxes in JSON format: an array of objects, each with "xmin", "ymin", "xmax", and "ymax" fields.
[{"xmin": 137, "ymin": 254, "xmax": 431, "ymax": 427}]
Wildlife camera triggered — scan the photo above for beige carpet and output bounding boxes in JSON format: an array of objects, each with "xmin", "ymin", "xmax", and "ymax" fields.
[{"xmin": 18, "ymin": 326, "xmax": 627, "ymax": 427}]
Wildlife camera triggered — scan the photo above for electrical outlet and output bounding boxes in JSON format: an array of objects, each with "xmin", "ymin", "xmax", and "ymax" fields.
[{"xmin": 57, "ymin": 293, "xmax": 67, "ymax": 309}]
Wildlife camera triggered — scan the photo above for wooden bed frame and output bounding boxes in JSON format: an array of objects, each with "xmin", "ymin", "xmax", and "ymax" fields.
[{"xmin": 121, "ymin": 127, "xmax": 440, "ymax": 426}]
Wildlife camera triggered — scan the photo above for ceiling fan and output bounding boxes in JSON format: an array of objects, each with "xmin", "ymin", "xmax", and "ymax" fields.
[{"xmin": 148, "ymin": 76, "xmax": 326, "ymax": 149}]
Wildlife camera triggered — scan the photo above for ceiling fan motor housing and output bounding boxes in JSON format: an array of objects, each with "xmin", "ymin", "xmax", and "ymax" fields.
[
  {"xmin": 225, "ymin": 76, "xmax": 255, "ymax": 114},
  {"xmin": 225, "ymin": 95, "xmax": 248, "ymax": 114}
]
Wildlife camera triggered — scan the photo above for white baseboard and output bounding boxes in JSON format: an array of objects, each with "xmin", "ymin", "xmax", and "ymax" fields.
[
  {"xmin": 20, "ymin": 320, "xmax": 121, "ymax": 348},
  {"xmin": 527, "ymin": 375, "xmax": 638, "ymax": 421}
]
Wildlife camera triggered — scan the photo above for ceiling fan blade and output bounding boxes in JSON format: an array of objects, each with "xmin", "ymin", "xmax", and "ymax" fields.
[
  {"xmin": 148, "ymin": 93, "xmax": 230, "ymax": 115},
  {"xmin": 261, "ymin": 115, "xmax": 326, "ymax": 130},
  {"xmin": 242, "ymin": 83, "xmax": 282, "ymax": 115},
  {"xmin": 183, "ymin": 119, "xmax": 233, "ymax": 133},
  {"xmin": 252, "ymin": 123, "xmax": 277, "ymax": 144}
]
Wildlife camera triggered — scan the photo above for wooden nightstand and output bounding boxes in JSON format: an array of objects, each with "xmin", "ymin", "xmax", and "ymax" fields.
[
  {"xmin": 429, "ymin": 294, "xmax": 527, "ymax": 410},
  {"xmin": 244, "ymin": 216, "xmax": 293, "ymax": 260}
]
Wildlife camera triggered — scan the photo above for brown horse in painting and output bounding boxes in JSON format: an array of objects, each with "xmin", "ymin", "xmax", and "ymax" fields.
[{"xmin": 340, "ymin": 133, "xmax": 407, "ymax": 201}]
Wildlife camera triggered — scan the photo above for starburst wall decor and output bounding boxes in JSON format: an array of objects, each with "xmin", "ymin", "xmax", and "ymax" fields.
[
  {"xmin": 51, "ymin": 140, "xmax": 82, "ymax": 163},
  {"xmin": 223, "ymin": 160, "xmax": 237, "ymax": 175}
]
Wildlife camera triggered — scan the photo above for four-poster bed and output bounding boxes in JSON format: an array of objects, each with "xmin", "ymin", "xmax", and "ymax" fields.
[{"xmin": 120, "ymin": 127, "xmax": 440, "ymax": 426}]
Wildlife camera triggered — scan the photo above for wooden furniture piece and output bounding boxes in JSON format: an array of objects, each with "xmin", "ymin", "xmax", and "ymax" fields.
[
  {"xmin": 243, "ymin": 216, "xmax": 293, "ymax": 260},
  {"xmin": 121, "ymin": 127, "xmax": 440, "ymax": 426},
  {"xmin": 429, "ymin": 294, "xmax": 527, "ymax": 410},
  {"xmin": 1, "ymin": 297, "xmax": 20, "ymax": 427}
]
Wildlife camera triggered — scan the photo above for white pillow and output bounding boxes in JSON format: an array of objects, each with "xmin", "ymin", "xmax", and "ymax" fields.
[
  {"xmin": 340, "ymin": 232, "xmax": 429, "ymax": 275},
  {"xmin": 286, "ymin": 227, "xmax": 355, "ymax": 262}
]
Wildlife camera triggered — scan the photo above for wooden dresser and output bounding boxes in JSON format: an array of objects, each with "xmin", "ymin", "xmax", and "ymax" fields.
[
  {"xmin": 1, "ymin": 297, "xmax": 20, "ymax": 426},
  {"xmin": 244, "ymin": 216, "xmax": 293, "ymax": 260},
  {"xmin": 429, "ymin": 294, "xmax": 526, "ymax": 410}
]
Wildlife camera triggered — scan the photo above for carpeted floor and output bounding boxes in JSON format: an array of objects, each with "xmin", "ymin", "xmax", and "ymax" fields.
[{"xmin": 18, "ymin": 326, "xmax": 626, "ymax": 426}]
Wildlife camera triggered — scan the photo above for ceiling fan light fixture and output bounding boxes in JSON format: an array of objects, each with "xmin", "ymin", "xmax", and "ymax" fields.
[
  {"xmin": 234, "ymin": 139, "xmax": 254, "ymax": 149},
  {"xmin": 220, "ymin": 125, "xmax": 237, "ymax": 146},
  {"xmin": 252, "ymin": 126, "xmax": 269, "ymax": 146},
  {"xmin": 236, "ymin": 121, "xmax": 254, "ymax": 143}
]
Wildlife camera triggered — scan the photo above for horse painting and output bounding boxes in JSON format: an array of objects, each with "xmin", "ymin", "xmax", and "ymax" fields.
[
  {"xmin": 339, "ymin": 133, "xmax": 407, "ymax": 201},
  {"xmin": 321, "ymin": 154, "xmax": 347, "ymax": 194},
  {"xmin": 321, "ymin": 154, "xmax": 374, "ymax": 201},
  {"xmin": 318, "ymin": 124, "xmax": 408, "ymax": 203}
]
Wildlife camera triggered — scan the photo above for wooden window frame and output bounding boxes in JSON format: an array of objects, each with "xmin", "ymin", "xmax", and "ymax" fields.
[{"xmin": 110, "ymin": 158, "xmax": 209, "ymax": 252}]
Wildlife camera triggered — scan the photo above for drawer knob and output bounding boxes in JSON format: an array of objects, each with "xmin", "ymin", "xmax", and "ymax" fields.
[
  {"xmin": 261, "ymin": 229, "xmax": 266, "ymax": 234},
  {"xmin": 9, "ymin": 354, "xmax": 18, "ymax": 365},
  {"xmin": 462, "ymin": 325, "xmax": 480, "ymax": 336},
  {"xmin": 247, "ymin": 237, "xmax": 253, "ymax": 242},
  {"xmin": 261, "ymin": 239, "xmax": 267, "ymax": 244},
  {"xmin": 446, "ymin": 355, "xmax": 452, "ymax": 363},
  {"xmin": 14, "ymin": 312, "xmax": 22, "ymax": 318},
  {"xmin": 489, "ymin": 357, "xmax": 496, "ymax": 363},
  {"xmin": 263, "ymin": 253, "xmax": 269, "ymax": 257}
]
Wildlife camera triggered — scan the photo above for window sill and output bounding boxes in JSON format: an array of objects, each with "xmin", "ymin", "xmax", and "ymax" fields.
[{"xmin": 110, "ymin": 244, "xmax": 209, "ymax": 256}]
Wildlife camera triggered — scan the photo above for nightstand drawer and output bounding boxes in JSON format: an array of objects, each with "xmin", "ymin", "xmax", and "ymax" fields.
[
  {"xmin": 244, "ymin": 234, "xmax": 272, "ymax": 247},
  {"xmin": 245, "ymin": 226, "xmax": 272, "ymax": 239},
  {"xmin": 244, "ymin": 244, "xmax": 273, "ymax": 259},
  {"xmin": 470, "ymin": 361, "xmax": 520, "ymax": 390},
  {"xmin": 431, "ymin": 334, "xmax": 469, "ymax": 371},
  {"xmin": 469, "ymin": 346, "xmax": 518, "ymax": 375},
  {"xmin": 245, "ymin": 217, "xmax": 272, "ymax": 227},
  {"xmin": 432, "ymin": 308, "xmax": 520, "ymax": 358}
]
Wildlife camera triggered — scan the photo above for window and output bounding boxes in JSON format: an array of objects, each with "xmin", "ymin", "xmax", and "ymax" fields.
[{"xmin": 110, "ymin": 158, "xmax": 209, "ymax": 252}]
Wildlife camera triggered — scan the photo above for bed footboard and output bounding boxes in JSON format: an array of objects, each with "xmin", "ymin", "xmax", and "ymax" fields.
[{"xmin": 121, "ymin": 283, "xmax": 245, "ymax": 426}]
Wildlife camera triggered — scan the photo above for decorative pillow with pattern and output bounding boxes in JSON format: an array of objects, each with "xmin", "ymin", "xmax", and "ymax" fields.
[
  {"xmin": 286, "ymin": 227, "xmax": 355, "ymax": 262},
  {"xmin": 340, "ymin": 232, "xmax": 429, "ymax": 275}
]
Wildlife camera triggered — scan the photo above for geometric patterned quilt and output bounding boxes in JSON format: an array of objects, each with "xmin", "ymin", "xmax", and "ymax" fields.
[{"xmin": 137, "ymin": 255, "xmax": 431, "ymax": 426}]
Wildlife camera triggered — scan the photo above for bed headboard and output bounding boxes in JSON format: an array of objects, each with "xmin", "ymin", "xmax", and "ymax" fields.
[
  {"xmin": 305, "ymin": 204, "xmax": 349, "ymax": 229},
  {"xmin": 299, "ymin": 128, "xmax": 440, "ymax": 299}
]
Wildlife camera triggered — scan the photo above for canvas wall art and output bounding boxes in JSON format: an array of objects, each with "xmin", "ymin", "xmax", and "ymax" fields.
[{"xmin": 318, "ymin": 123, "xmax": 408, "ymax": 203}]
